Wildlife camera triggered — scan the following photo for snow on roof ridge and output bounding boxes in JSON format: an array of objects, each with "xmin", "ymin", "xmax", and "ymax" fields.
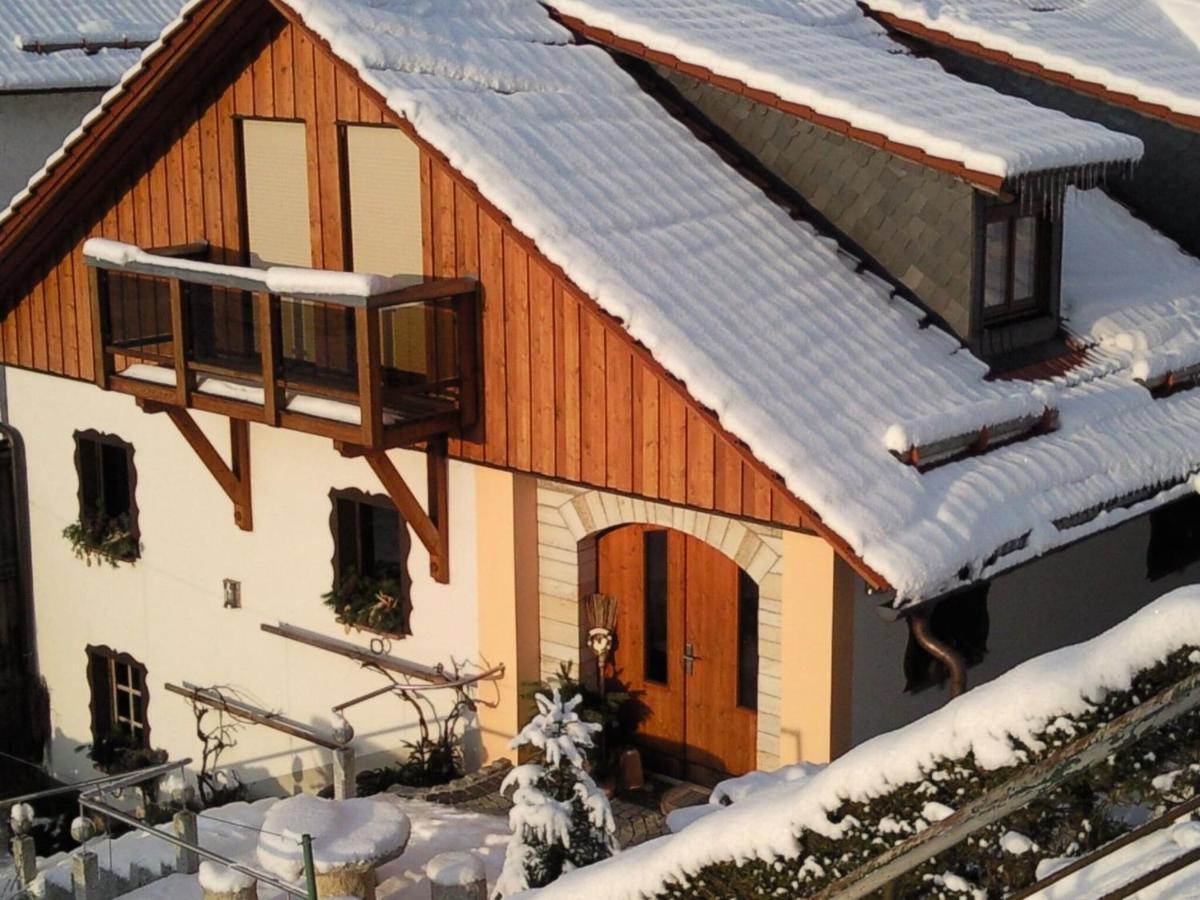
[
  {"xmin": 548, "ymin": 0, "xmax": 1144, "ymax": 178},
  {"xmin": 525, "ymin": 585, "xmax": 1200, "ymax": 899},
  {"xmin": 865, "ymin": 0, "xmax": 1200, "ymax": 122}
]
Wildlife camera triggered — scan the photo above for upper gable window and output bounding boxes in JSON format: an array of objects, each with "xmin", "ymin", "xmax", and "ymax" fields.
[
  {"xmin": 983, "ymin": 204, "xmax": 1050, "ymax": 323},
  {"xmin": 342, "ymin": 125, "xmax": 431, "ymax": 378},
  {"xmin": 240, "ymin": 119, "xmax": 312, "ymax": 269}
]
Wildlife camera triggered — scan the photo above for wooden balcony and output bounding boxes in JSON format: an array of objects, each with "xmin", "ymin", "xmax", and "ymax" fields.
[{"xmin": 84, "ymin": 240, "xmax": 479, "ymax": 450}]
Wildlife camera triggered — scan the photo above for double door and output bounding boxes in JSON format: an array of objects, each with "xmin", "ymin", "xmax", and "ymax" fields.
[{"xmin": 598, "ymin": 525, "xmax": 758, "ymax": 786}]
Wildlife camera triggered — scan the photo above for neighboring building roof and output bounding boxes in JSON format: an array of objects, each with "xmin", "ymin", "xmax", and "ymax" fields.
[
  {"xmin": 865, "ymin": 0, "xmax": 1200, "ymax": 130},
  {"xmin": 0, "ymin": 0, "xmax": 178, "ymax": 92},
  {"xmin": 548, "ymin": 0, "xmax": 1144, "ymax": 189},
  {"xmin": 5, "ymin": 0, "xmax": 1200, "ymax": 604}
]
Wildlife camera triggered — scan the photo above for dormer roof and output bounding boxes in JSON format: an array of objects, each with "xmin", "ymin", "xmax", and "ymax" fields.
[
  {"xmin": 865, "ymin": 0, "xmax": 1200, "ymax": 131},
  {"xmin": 548, "ymin": 0, "xmax": 1144, "ymax": 192}
]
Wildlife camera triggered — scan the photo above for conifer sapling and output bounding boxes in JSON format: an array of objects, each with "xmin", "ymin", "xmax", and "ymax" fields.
[{"xmin": 493, "ymin": 689, "xmax": 618, "ymax": 897}]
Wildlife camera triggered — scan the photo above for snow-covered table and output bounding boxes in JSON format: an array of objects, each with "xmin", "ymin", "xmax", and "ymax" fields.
[{"xmin": 257, "ymin": 795, "xmax": 411, "ymax": 900}]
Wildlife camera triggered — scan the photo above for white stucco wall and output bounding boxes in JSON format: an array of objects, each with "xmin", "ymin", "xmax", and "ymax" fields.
[
  {"xmin": 7, "ymin": 367, "xmax": 483, "ymax": 794},
  {"xmin": 0, "ymin": 91, "xmax": 103, "ymax": 209}
]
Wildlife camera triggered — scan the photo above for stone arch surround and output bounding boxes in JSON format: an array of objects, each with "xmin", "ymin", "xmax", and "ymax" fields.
[{"xmin": 536, "ymin": 479, "xmax": 785, "ymax": 770}]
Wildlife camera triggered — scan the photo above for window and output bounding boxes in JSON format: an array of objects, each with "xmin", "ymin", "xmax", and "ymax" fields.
[
  {"xmin": 86, "ymin": 645, "xmax": 149, "ymax": 747},
  {"xmin": 983, "ymin": 205, "xmax": 1050, "ymax": 323},
  {"xmin": 737, "ymin": 570, "xmax": 759, "ymax": 711},
  {"xmin": 329, "ymin": 488, "xmax": 413, "ymax": 633},
  {"xmin": 643, "ymin": 530, "xmax": 669, "ymax": 684},
  {"xmin": 342, "ymin": 124, "xmax": 439, "ymax": 380},
  {"xmin": 904, "ymin": 583, "xmax": 990, "ymax": 693},
  {"xmin": 1147, "ymin": 494, "xmax": 1200, "ymax": 581},
  {"xmin": 74, "ymin": 430, "xmax": 138, "ymax": 560}
]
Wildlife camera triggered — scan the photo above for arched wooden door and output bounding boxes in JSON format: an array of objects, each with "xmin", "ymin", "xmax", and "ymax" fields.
[{"xmin": 598, "ymin": 524, "xmax": 758, "ymax": 786}]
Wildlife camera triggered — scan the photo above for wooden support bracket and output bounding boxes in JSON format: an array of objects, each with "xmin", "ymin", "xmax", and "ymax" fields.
[
  {"xmin": 139, "ymin": 400, "xmax": 253, "ymax": 530},
  {"xmin": 337, "ymin": 437, "xmax": 450, "ymax": 583}
]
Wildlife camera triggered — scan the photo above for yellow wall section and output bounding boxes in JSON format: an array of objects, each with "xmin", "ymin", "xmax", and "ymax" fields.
[
  {"xmin": 474, "ymin": 466, "xmax": 541, "ymax": 762},
  {"xmin": 779, "ymin": 531, "xmax": 856, "ymax": 765}
]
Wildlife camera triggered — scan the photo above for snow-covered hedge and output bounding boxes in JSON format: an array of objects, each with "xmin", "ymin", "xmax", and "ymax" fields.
[{"xmin": 526, "ymin": 587, "xmax": 1200, "ymax": 899}]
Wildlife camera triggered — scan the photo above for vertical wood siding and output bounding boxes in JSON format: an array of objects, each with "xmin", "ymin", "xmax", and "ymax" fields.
[{"xmin": 0, "ymin": 9, "xmax": 808, "ymax": 533}]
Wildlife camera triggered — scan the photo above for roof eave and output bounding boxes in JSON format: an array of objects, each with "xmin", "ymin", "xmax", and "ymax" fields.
[{"xmin": 866, "ymin": 6, "xmax": 1200, "ymax": 134}]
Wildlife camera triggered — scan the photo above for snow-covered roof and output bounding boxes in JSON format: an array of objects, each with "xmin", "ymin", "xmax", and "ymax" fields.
[
  {"xmin": 548, "ymin": 0, "xmax": 1144, "ymax": 181},
  {"xmin": 865, "ymin": 0, "xmax": 1200, "ymax": 125},
  {"xmin": 527, "ymin": 586, "xmax": 1200, "ymax": 899},
  {"xmin": 0, "ymin": 0, "xmax": 178, "ymax": 92},
  {"xmin": 7, "ymin": 0, "xmax": 1200, "ymax": 602}
]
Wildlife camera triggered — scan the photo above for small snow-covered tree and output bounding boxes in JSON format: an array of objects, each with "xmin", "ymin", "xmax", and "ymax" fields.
[{"xmin": 493, "ymin": 689, "xmax": 618, "ymax": 897}]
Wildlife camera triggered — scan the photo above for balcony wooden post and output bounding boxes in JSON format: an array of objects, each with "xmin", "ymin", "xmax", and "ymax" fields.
[
  {"xmin": 456, "ymin": 288, "xmax": 480, "ymax": 428},
  {"xmin": 168, "ymin": 279, "xmax": 195, "ymax": 406},
  {"xmin": 426, "ymin": 434, "xmax": 450, "ymax": 584},
  {"xmin": 89, "ymin": 266, "xmax": 112, "ymax": 390},
  {"xmin": 256, "ymin": 292, "xmax": 282, "ymax": 426},
  {"xmin": 356, "ymin": 305, "xmax": 383, "ymax": 449}
]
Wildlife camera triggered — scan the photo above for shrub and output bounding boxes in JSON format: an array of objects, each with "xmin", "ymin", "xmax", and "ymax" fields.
[
  {"xmin": 322, "ymin": 565, "xmax": 410, "ymax": 636},
  {"xmin": 655, "ymin": 648, "xmax": 1200, "ymax": 899},
  {"xmin": 63, "ymin": 513, "xmax": 138, "ymax": 566}
]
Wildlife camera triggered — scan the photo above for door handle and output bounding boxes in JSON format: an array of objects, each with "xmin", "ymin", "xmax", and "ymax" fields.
[{"xmin": 683, "ymin": 643, "xmax": 701, "ymax": 676}]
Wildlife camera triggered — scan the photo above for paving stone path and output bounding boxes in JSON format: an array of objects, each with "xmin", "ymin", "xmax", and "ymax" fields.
[{"xmin": 391, "ymin": 760, "xmax": 676, "ymax": 847}]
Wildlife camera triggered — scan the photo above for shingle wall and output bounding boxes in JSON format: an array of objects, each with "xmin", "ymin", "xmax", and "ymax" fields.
[
  {"xmin": 654, "ymin": 64, "xmax": 978, "ymax": 340},
  {"xmin": 926, "ymin": 46, "xmax": 1200, "ymax": 257}
]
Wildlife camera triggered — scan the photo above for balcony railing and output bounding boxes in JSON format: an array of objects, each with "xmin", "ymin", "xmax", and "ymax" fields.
[{"xmin": 83, "ymin": 239, "xmax": 479, "ymax": 449}]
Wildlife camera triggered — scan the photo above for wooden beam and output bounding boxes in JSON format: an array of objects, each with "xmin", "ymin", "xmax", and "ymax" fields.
[
  {"xmin": 89, "ymin": 266, "xmax": 110, "ymax": 390},
  {"xmin": 355, "ymin": 305, "xmax": 383, "ymax": 449},
  {"xmin": 140, "ymin": 401, "xmax": 253, "ymax": 531},
  {"xmin": 355, "ymin": 445, "xmax": 449, "ymax": 584},
  {"xmin": 167, "ymin": 279, "xmax": 193, "ymax": 406},
  {"xmin": 255, "ymin": 292, "xmax": 282, "ymax": 426}
]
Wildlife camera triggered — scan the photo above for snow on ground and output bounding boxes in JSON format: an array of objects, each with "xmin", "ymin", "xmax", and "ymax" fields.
[
  {"xmin": 549, "ymin": 0, "xmax": 1143, "ymax": 177},
  {"xmin": 8, "ymin": 0, "xmax": 1200, "ymax": 603},
  {"xmin": 0, "ymin": 1, "xmax": 178, "ymax": 91},
  {"xmin": 523, "ymin": 586, "xmax": 1200, "ymax": 898},
  {"xmin": 1029, "ymin": 817, "xmax": 1200, "ymax": 899},
  {"xmin": 864, "ymin": 0, "xmax": 1200, "ymax": 119},
  {"xmin": 31, "ymin": 796, "xmax": 506, "ymax": 900}
]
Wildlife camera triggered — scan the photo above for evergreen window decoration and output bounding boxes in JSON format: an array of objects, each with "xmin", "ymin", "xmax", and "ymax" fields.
[
  {"xmin": 63, "ymin": 431, "xmax": 140, "ymax": 566},
  {"xmin": 324, "ymin": 488, "xmax": 413, "ymax": 637}
]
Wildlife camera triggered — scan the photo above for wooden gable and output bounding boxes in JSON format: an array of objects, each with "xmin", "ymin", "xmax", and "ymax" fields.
[{"xmin": 0, "ymin": 0, "xmax": 886, "ymax": 588}]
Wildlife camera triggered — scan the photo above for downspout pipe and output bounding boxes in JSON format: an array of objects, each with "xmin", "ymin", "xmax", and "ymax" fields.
[{"xmin": 908, "ymin": 612, "xmax": 968, "ymax": 698}]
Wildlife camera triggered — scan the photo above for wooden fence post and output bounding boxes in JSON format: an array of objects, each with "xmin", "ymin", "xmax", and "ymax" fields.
[
  {"xmin": 334, "ymin": 747, "xmax": 356, "ymax": 800},
  {"xmin": 72, "ymin": 850, "xmax": 99, "ymax": 900},
  {"xmin": 174, "ymin": 810, "xmax": 200, "ymax": 875},
  {"xmin": 12, "ymin": 834, "xmax": 37, "ymax": 887}
]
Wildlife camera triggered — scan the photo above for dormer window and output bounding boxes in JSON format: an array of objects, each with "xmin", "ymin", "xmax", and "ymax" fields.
[{"xmin": 983, "ymin": 205, "xmax": 1051, "ymax": 323}]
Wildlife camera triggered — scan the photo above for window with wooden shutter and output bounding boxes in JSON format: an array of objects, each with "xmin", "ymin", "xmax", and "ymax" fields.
[
  {"xmin": 86, "ymin": 645, "xmax": 149, "ymax": 748},
  {"xmin": 343, "ymin": 125, "xmax": 436, "ymax": 379},
  {"xmin": 73, "ymin": 430, "xmax": 139, "ymax": 562},
  {"xmin": 240, "ymin": 119, "xmax": 328, "ymax": 368}
]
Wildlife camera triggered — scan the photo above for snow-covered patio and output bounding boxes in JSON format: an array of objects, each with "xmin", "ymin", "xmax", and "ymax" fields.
[{"xmin": 28, "ymin": 796, "xmax": 508, "ymax": 900}]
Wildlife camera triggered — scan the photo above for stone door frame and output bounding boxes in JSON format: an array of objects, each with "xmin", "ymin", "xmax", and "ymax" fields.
[{"xmin": 535, "ymin": 479, "xmax": 785, "ymax": 771}]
